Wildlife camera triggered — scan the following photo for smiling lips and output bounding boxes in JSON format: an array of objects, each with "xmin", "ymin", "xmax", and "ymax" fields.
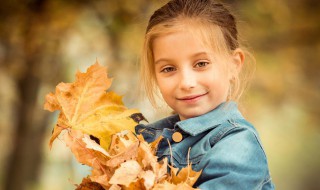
[{"xmin": 177, "ymin": 92, "xmax": 209, "ymax": 103}]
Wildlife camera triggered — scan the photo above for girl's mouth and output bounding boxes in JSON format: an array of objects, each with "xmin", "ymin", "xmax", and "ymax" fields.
[{"xmin": 177, "ymin": 92, "xmax": 209, "ymax": 102}]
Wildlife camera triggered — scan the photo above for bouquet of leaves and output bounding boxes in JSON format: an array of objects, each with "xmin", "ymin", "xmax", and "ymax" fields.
[{"xmin": 44, "ymin": 61, "xmax": 201, "ymax": 190}]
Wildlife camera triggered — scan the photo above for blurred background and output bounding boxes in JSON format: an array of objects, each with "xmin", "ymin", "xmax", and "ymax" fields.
[{"xmin": 0, "ymin": 0, "xmax": 319, "ymax": 189}]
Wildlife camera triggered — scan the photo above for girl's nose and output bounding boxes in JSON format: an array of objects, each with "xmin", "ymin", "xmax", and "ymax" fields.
[{"xmin": 179, "ymin": 70, "xmax": 196, "ymax": 90}]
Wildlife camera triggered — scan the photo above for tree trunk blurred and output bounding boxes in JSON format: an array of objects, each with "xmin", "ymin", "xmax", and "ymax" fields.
[
  {"xmin": 1, "ymin": 0, "xmax": 68, "ymax": 189},
  {"xmin": 5, "ymin": 60, "xmax": 49, "ymax": 190}
]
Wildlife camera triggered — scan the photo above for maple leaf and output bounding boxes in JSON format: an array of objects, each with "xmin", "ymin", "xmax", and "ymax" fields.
[{"xmin": 44, "ymin": 61, "xmax": 143, "ymax": 150}]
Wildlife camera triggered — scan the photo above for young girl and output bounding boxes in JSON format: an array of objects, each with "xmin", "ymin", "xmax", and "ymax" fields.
[{"xmin": 136, "ymin": 0, "xmax": 275, "ymax": 189}]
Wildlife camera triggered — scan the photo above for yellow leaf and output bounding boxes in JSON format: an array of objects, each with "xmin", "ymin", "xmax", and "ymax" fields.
[
  {"xmin": 74, "ymin": 107, "xmax": 141, "ymax": 150},
  {"xmin": 44, "ymin": 61, "xmax": 143, "ymax": 150}
]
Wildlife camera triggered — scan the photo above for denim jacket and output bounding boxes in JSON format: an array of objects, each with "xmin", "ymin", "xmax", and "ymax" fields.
[{"xmin": 135, "ymin": 101, "xmax": 275, "ymax": 190}]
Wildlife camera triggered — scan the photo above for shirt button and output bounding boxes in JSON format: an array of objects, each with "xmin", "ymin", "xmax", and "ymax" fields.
[{"xmin": 172, "ymin": 132, "xmax": 183, "ymax": 143}]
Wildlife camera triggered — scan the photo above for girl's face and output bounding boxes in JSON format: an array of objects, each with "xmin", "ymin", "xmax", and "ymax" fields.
[{"xmin": 153, "ymin": 30, "xmax": 233, "ymax": 120}]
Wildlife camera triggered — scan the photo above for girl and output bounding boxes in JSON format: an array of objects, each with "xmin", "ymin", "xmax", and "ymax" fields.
[{"xmin": 136, "ymin": 0, "xmax": 275, "ymax": 189}]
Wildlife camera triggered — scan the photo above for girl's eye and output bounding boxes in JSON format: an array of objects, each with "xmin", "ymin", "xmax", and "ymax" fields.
[
  {"xmin": 195, "ymin": 61, "xmax": 209, "ymax": 68},
  {"xmin": 161, "ymin": 67, "xmax": 176, "ymax": 73}
]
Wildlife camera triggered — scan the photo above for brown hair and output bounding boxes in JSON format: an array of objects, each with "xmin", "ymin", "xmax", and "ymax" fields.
[{"xmin": 140, "ymin": 0, "xmax": 255, "ymax": 107}]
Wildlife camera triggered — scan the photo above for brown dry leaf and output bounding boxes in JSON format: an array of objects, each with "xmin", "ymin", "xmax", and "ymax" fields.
[
  {"xmin": 75, "ymin": 177, "xmax": 105, "ymax": 190},
  {"xmin": 90, "ymin": 174, "xmax": 110, "ymax": 189}
]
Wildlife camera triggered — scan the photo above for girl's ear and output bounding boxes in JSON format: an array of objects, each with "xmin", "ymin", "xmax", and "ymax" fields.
[{"xmin": 230, "ymin": 48, "xmax": 245, "ymax": 78}]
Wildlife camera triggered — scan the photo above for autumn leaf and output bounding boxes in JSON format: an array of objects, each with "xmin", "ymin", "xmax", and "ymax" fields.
[
  {"xmin": 169, "ymin": 164, "xmax": 202, "ymax": 187},
  {"xmin": 44, "ymin": 61, "xmax": 113, "ymax": 122},
  {"xmin": 153, "ymin": 181, "xmax": 200, "ymax": 190},
  {"xmin": 64, "ymin": 129, "xmax": 109, "ymax": 169},
  {"xmin": 109, "ymin": 185, "xmax": 122, "ymax": 190},
  {"xmin": 106, "ymin": 137, "xmax": 139, "ymax": 167},
  {"xmin": 75, "ymin": 177, "xmax": 105, "ymax": 190},
  {"xmin": 139, "ymin": 170, "xmax": 156, "ymax": 190},
  {"xmin": 44, "ymin": 61, "xmax": 143, "ymax": 150},
  {"xmin": 109, "ymin": 160, "xmax": 142, "ymax": 187}
]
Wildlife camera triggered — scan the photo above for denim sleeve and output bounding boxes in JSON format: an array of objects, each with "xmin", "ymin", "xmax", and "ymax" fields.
[{"xmin": 195, "ymin": 127, "xmax": 273, "ymax": 190}]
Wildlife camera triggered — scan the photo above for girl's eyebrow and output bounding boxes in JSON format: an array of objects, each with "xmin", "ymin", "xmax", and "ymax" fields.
[
  {"xmin": 154, "ymin": 58, "xmax": 171, "ymax": 65},
  {"xmin": 192, "ymin": 52, "xmax": 209, "ymax": 58},
  {"xmin": 154, "ymin": 52, "xmax": 209, "ymax": 64}
]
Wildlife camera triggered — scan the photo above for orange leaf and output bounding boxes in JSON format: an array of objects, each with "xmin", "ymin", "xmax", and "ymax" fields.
[
  {"xmin": 169, "ymin": 164, "xmax": 202, "ymax": 187},
  {"xmin": 109, "ymin": 160, "xmax": 142, "ymax": 187}
]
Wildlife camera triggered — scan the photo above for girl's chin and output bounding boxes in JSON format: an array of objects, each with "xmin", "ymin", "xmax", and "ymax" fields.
[
  {"xmin": 177, "ymin": 106, "xmax": 217, "ymax": 120},
  {"xmin": 178, "ymin": 112, "xmax": 204, "ymax": 121}
]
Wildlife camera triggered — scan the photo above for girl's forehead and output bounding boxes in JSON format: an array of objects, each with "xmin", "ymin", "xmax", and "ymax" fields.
[
  {"xmin": 154, "ymin": 26, "xmax": 224, "ymax": 53},
  {"xmin": 153, "ymin": 30, "xmax": 209, "ymax": 54},
  {"xmin": 153, "ymin": 20, "xmax": 224, "ymax": 47}
]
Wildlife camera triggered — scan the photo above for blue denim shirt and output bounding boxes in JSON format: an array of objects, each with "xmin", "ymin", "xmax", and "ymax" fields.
[{"xmin": 135, "ymin": 101, "xmax": 275, "ymax": 190}]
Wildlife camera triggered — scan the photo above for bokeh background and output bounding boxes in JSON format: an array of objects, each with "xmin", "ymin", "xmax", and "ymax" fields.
[{"xmin": 0, "ymin": 0, "xmax": 319, "ymax": 189}]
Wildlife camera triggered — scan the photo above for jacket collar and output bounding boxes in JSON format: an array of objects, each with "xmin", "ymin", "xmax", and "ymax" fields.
[
  {"xmin": 175, "ymin": 101, "xmax": 243, "ymax": 136},
  {"xmin": 145, "ymin": 101, "xmax": 243, "ymax": 136}
]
